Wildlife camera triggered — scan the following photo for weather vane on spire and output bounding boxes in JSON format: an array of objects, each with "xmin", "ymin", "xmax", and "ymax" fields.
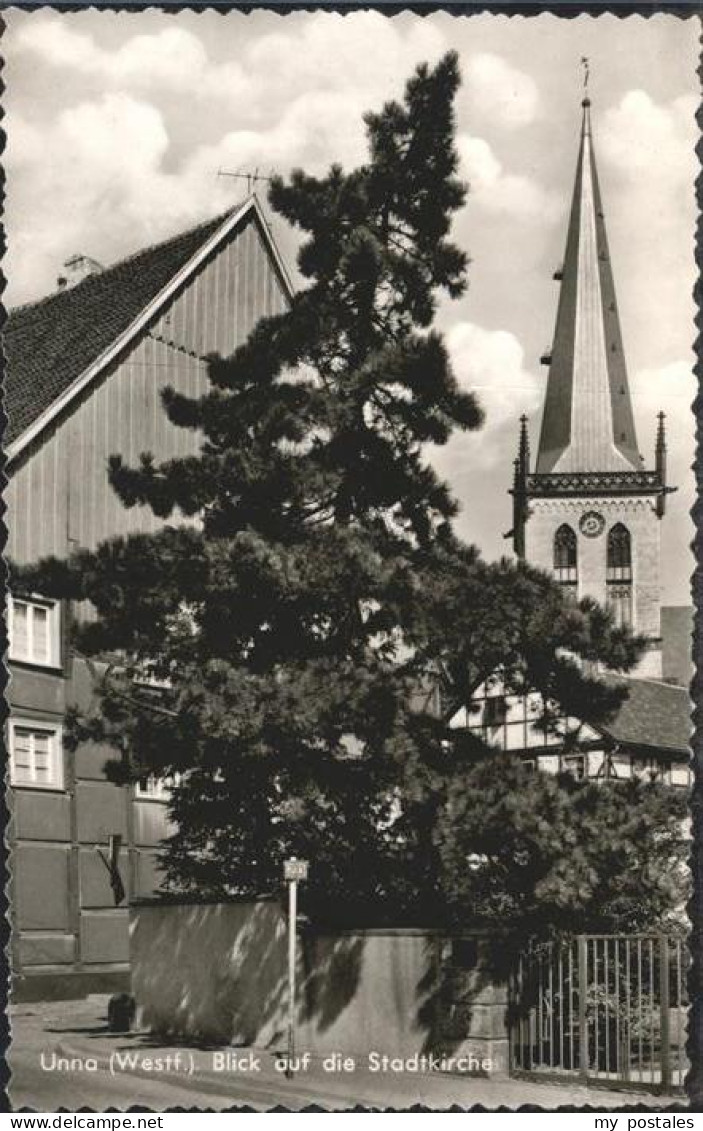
[{"xmin": 580, "ymin": 56, "xmax": 590, "ymax": 91}]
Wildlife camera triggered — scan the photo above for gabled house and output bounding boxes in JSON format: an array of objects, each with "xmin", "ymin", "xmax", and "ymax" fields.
[
  {"xmin": 5, "ymin": 196, "xmax": 293, "ymax": 999},
  {"xmin": 448, "ymin": 673, "xmax": 691, "ymax": 788}
]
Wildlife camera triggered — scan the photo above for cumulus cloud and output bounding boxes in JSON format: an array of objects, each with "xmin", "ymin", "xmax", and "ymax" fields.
[
  {"xmin": 462, "ymin": 53, "xmax": 540, "ymax": 128},
  {"xmin": 630, "ymin": 359, "xmax": 696, "ymax": 600},
  {"xmin": 11, "ymin": 21, "xmax": 250, "ymax": 103},
  {"xmin": 5, "ymin": 94, "xmax": 176, "ymax": 299},
  {"xmin": 425, "ymin": 321, "xmax": 541, "ymax": 555},
  {"xmin": 4, "ymin": 16, "xmax": 565, "ymax": 305},
  {"xmin": 448, "ymin": 321, "xmax": 540, "ymax": 417},
  {"xmin": 595, "ymin": 89, "xmax": 696, "ymax": 373},
  {"xmin": 600, "ymin": 90, "xmax": 696, "ymax": 186},
  {"xmin": 5, "ymin": 65, "xmax": 400, "ymax": 303},
  {"xmin": 5, "ymin": 14, "xmax": 457, "ymax": 303},
  {"xmin": 458, "ymin": 134, "xmax": 562, "ymax": 222},
  {"xmin": 10, "ymin": 14, "xmax": 445, "ymax": 127},
  {"xmin": 631, "ymin": 359, "xmax": 696, "ymax": 459},
  {"xmin": 433, "ymin": 321, "xmax": 542, "ymax": 468}
]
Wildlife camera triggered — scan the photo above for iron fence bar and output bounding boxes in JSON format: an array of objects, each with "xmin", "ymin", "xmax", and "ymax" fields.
[
  {"xmin": 549, "ymin": 953, "xmax": 554, "ymax": 1068},
  {"xmin": 517, "ymin": 959, "xmax": 524, "ymax": 1072},
  {"xmin": 558, "ymin": 946, "xmax": 564, "ymax": 1070},
  {"xmin": 578, "ymin": 934, "xmax": 588, "ymax": 1081},
  {"xmin": 651, "ymin": 936, "xmax": 660, "ymax": 1085},
  {"xmin": 615, "ymin": 938, "xmax": 620, "ymax": 1078},
  {"xmin": 542, "ymin": 950, "xmax": 549, "ymax": 1063},
  {"xmin": 624, "ymin": 938, "xmax": 631, "ymax": 1083},
  {"xmin": 569, "ymin": 943, "xmax": 575, "ymax": 1073},
  {"xmin": 523, "ymin": 953, "xmax": 528, "ymax": 1071},
  {"xmin": 517, "ymin": 960, "xmax": 523, "ymax": 1072},
  {"xmin": 676, "ymin": 940, "xmax": 682, "ymax": 1084},
  {"xmin": 605, "ymin": 938, "xmax": 610, "ymax": 1076},
  {"xmin": 596, "ymin": 936, "xmax": 601, "ymax": 1076},
  {"xmin": 510, "ymin": 933, "xmax": 683, "ymax": 1090},
  {"xmin": 531, "ymin": 959, "xmax": 537, "ymax": 1072},
  {"xmin": 638, "ymin": 939, "xmax": 643, "ymax": 1082},
  {"xmin": 559, "ymin": 933, "xmax": 672, "ymax": 939},
  {"xmin": 660, "ymin": 935, "xmax": 671, "ymax": 1091},
  {"xmin": 508, "ymin": 964, "xmax": 515, "ymax": 1070}
]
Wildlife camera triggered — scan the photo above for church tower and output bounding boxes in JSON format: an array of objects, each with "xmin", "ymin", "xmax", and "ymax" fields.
[{"xmin": 511, "ymin": 94, "xmax": 674, "ymax": 678}]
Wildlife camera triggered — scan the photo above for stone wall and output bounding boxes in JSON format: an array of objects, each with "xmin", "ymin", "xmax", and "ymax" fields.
[
  {"xmin": 525, "ymin": 496, "xmax": 662, "ymax": 677},
  {"xmin": 130, "ymin": 901, "xmax": 510, "ymax": 1077}
]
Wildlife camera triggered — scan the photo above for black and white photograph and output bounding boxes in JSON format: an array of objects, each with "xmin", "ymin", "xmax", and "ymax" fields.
[{"xmin": 3, "ymin": 8, "xmax": 698, "ymax": 1113}]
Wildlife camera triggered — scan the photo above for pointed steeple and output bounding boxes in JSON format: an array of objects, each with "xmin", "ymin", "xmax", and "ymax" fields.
[
  {"xmin": 518, "ymin": 413, "xmax": 530, "ymax": 476},
  {"xmin": 655, "ymin": 411, "xmax": 668, "ymax": 516},
  {"xmin": 510, "ymin": 416, "xmax": 531, "ymax": 558},
  {"xmin": 535, "ymin": 97, "xmax": 640, "ymax": 474}
]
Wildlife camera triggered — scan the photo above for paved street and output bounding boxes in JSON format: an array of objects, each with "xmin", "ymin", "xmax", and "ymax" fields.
[{"xmin": 9, "ymin": 998, "xmax": 677, "ymax": 1112}]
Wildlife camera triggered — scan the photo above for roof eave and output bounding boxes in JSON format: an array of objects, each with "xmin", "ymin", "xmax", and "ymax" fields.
[{"xmin": 589, "ymin": 722, "xmax": 689, "ymax": 758}]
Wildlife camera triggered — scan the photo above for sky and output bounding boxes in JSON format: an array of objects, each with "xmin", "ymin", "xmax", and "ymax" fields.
[{"xmin": 3, "ymin": 11, "xmax": 698, "ymax": 604}]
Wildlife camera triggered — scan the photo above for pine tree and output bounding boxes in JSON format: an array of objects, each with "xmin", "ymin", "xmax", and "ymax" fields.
[
  {"xmin": 15, "ymin": 53, "xmax": 673, "ymax": 931},
  {"xmin": 436, "ymin": 754, "xmax": 687, "ymax": 940}
]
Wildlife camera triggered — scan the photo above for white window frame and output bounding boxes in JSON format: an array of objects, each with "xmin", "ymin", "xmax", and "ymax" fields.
[
  {"xmin": 562, "ymin": 752, "xmax": 587, "ymax": 780},
  {"xmin": 9, "ymin": 717, "xmax": 64, "ymax": 790},
  {"xmin": 135, "ymin": 772, "xmax": 182, "ymax": 801},
  {"xmin": 8, "ymin": 595, "xmax": 61, "ymax": 668}
]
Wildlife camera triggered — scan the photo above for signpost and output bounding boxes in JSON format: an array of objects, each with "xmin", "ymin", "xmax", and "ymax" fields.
[{"xmin": 283, "ymin": 856, "xmax": 309, "ymax": 1077}]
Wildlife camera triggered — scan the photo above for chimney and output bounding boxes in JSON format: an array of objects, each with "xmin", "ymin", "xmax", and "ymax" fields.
[{"xmin": 57, "ymin": 254, "xmax": 103, "ymax": 291}]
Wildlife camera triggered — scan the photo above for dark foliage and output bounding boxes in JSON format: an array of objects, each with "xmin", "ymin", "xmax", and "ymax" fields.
[{"xmin": 13, "ymin": 54, "xmax": 681, "ymax": 937}]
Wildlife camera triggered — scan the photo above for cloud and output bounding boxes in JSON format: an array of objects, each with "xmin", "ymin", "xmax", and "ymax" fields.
[
  {"xmin": 242, "ymin": 12, "xmax": 447, "ymax": 113},
  {"xmin": 463, "ymin": 53, "xmax": 540, "ymax": 128},
  {"xmin": 11, "ymin": 21, "xmax": 250, "ymax": 103},
  {"xmin": 6, "ymin": 14, "xmax": 455, "ymax": 304},
  {"xmin": 630, "ymin": 359, "xmax": 696, "ymax": 601},
  {"xmin": 10, "ymin": 19, "xmax": 97, "ymax": 70},
  {"xmin": 630, "ymin": 358, "xmax": 695, "ymax": 523},
  {"xmin": 600, "ymin": 90, "xmax": 696, "ymax": 187},
  {"xmin": 5, "ymin": 94, "xmax": 175, "ymax": 299},
  {"xmin": 458, "ymin": 134, "xmax": 562, "ymax": 222},
  {"xmin": 11, "ymin": 14, "xmax": 445, "ymax": 128},
  {"xmin": 595, "ymin": 90, "xmax": 696, "ymax": 374},
  {"xmin": 447, "ymin": 321, "xmax": 542, "ymax": 429},
  {"xmin": 631, "ymin": 359, "xmax": 696, "ymax": 458},
  {"xmin": 426, "ymin": 321, "xmax": 541, "ymax": 555},
  {"xmin": 430, "ymin": 321, "xmax": 542, "ymax": 479}
]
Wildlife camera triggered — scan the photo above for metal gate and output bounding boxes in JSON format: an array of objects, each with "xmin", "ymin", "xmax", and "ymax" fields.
[{"xmin": 510, "ymin": 935, "xmax": 689, "ymax": 1092}]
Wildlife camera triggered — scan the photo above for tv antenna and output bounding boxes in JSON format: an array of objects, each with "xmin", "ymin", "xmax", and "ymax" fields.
[{"xmin": 217, "ymin": 168, "xmax": 274, "ymax": 195}]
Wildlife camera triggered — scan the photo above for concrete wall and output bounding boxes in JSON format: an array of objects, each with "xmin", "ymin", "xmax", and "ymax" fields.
[
  {"xmin": 131, "ymin": 902, "xmax": 509, "ymax": 1075},
  {"xmin": 525, "ymin": 495, "xmax": 662, "ymax": 678}
]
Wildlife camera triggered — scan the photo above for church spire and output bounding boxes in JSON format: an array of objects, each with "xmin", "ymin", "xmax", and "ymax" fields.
[{"xmin": 535, "ymin": 95, "xmax": 640, "ymax": 474}]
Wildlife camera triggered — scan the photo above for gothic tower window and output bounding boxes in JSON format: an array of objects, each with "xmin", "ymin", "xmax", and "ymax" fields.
[
  {"xmin": 606, "ymin": 523, "xmax": 632, "ymax": 627},
  {"xmin": 554, "ymin": 524, "xmax": 577, "ymax": 591}
]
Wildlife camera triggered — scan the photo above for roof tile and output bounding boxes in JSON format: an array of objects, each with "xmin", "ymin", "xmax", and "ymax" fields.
[
  {"xmin": 599, "ymin": 677, "xmax": 691, "ymax": 753},
  {"xmin": 4, "ymin": 208, "xmax": 235, "ymax": 447}
]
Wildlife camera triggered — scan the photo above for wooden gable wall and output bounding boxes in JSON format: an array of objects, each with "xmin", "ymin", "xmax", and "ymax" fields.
[{"xmin": 7, "ymin": 212, "xmax": 289, "ymax": 572}]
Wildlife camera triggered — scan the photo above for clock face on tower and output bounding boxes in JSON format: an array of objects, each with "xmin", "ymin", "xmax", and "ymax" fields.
[{"xmin": 579, "ymin": 511, "xmax": 605, "ymax": 538}]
